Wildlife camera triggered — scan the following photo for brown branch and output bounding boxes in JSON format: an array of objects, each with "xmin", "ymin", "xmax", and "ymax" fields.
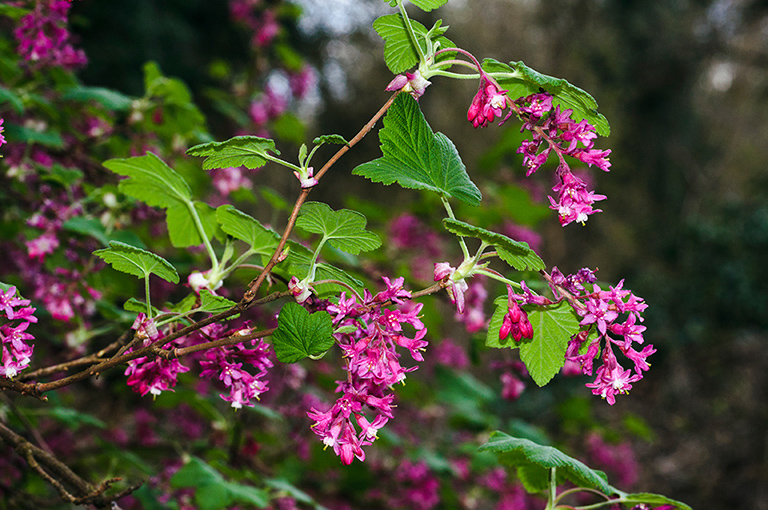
[
  {"xmin": 241, "ymin": 91, "xmax": 401, "ymax": 305},
  {"xmin": 3, "ymin": 93, "xmax": 400, "ymax": 399},
  {"xmin": 0, "ymin": 420, "xmax": 140, "ymax": 508},
  {"xmin": 160, "ymin": 327, "xmax": 276, "ymax": 359},
  {"xmin": 18, "ymin": 329, "xmax": 133, "ymax": 382}
]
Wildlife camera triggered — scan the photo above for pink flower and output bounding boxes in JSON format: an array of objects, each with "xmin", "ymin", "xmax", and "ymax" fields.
[
  {"xmin": 467, "ymin": 75, "xmax": 509, "ymax": 128},
  {"xmin": 386, "ymin": 70, "xmax": 431, "ymax": 99},
  {"xmin": 288, "ymin": 276, "xmax": 312, "ymax": 303},
  {"xmin": 433, "ymin": 262, "xmax": 469, "ymax": 313},
  {"xmin": 25, "ymin": 232, "xmax": 60, "ymax": 262},
  {"xmin": 499, "ymin": 285, "xmax": 533, "ymax": 342},
  {"xmin": 500, "ymin": 372, "xmax": 525, "ymax": 400}
]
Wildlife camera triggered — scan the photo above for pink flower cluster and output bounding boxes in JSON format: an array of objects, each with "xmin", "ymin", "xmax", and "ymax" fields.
[
  {"xmin": 199, "ymin": 326, "xmax": 273, "ymax": 409},
  {"xmin": 548, "ymin": 268, "xmax": 654, "ymax": 405},
  {"xmin": 499, "ymin": 284, "xmax": 533, "ymax": 342},
  {"xmin": 14, "ymin": 0, "xmax": 87, "ymax": 70},
  {"xmin": 0, "ymin": 118, "xmax": 5, "ymax": 148},
  {"xmin": 229, "ymin": 0, "xmax": 280, "ymax": 48},
  {"xmin": 514, "ymin": 93, "xmax": 610, "ymax": 225},
  {"xmin": 467, "ymin": 75, "xmax": 510, "ymax": 128},
  {"xmin": 124, "ymin": 314, "xmax": 190, "ymax": 397},
  {"xmin": 0, "ymin": 286, "xmax": 37, "ymax": 378},
  {"xmin": 307, "ymin": 277, "xmax": 428, "ymax": 464}
]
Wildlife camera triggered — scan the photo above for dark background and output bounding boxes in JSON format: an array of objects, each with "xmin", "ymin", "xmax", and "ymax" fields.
[{"xmin": 70, "ymin": 0, "xmax": 768, "ymax": 508}]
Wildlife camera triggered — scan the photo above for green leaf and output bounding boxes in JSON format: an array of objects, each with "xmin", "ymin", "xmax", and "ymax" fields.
[
  {"xmin": 0, "ymin": 3, "xmax": 29, "ymax": 19},
  {"xmin": 520, "ymin": 301, "xmax": 580, "ymax": 386},
  {"xmin": 123, "ymin": 298, "xmax": 160, "ymax": 316},
  {"xmin": 353, "ymin": 94, "xmax": 481, "ymax": 206},
  {"xmin": 0, "ymin": 85, "xmax": 24, "ymax": 113},
  {"xmin": 104, "ymin": 152, "xmax": 192, "ymax": 209},
  {"xmin": 272, "ymin": 303, "xmax": 334, "ymax": 363},
  {"xmin": 618, "ymin": 492, "xmax": 692, "ymax": 510},
  {"xmin": 194, "ymin": 484, "xmax": 233, "ymax": 510},
  {"xmin": 170, "ymin": 457, "xmax": 224, "ymax": 488},
  {"xmin": 94, "ymin": 241, "xmax": 179, "ymax": 284},
  {"xmin": 408, "ymin": 0, "xmax": 449, "ymax": 11},
  {"xmin": 2, "ymin": 122, "xmax": 64, "ymax": 148},
  {"xmin": 224, "ymin": 483, "xmax": 269, "ymax": 508},
  {"xmin": 187, "ymin": 135, "xmax": 278, "ymax": 170},
  {"xmin": 62, "ymin": 86, "xmax": 133, "ymax": 111},
  {"xmin": 46, "ymin": 407, "xmax": 106, "ymax": 431},
  {"xmin": 443, "ymin": 218, "xmax": 544, "ymax": 271},
  {"xmin": 296, "ymin": 202, "xmax": 381, "ymax": 255},
  {"xmin": 170, "ymin": 458, "xmax": 269, "ymax": 509},
  {"xmin": 42, "ymin": 164, "xmax": 84, "ymax": 187},
  {"xmin": 216, "ymin": 205, "xmax": 280, "ymax": 254},
  {"xmin": 482, "ymin": 58, "xmax": 610, "ymax": 137},
  {"xmin": 479, "ymin": 431, "xmax": 612, "ymax": 494},
  {"xmin": 198, "ymin": 289, "xmax": 237, "ymax": 314},
  {"xmin": 62, "ymin": 217, "xmax": 110, "ymax": 246},
  {"xmin": 283, "ymin": 241, "xmax": 365, "ymax": 295},
  {"xmin": 373, "ymin": 14, "xmax": 456, "ymax": 74},
  {"xmin": 313, "ymin": 134, "xmax": 349, "ymax": 146},
  {"xmin": 166, "ymin": 201, "xmax": 221, "ymax": 248}
]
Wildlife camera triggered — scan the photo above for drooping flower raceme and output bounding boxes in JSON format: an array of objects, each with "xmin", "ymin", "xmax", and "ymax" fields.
[
  {"xmin": 0, "ymin": 286, "xmax": 37, "ymax": 379},
  {"xmin": 124, "ymin": 314, "xmax": 189, "ymax": 397},
  {"xmin": 14, "ymin": 0, "xmax": 87, "ymax": 70},
  {"xmin": 307, "ymin": 277, "xmax": 428, "ymax": 464},
  {"xmin": 536, "ymin": 268, "xmax": 654, "ymax": 405},
  {"xmin": 199, "ymin": 325, "xmax": 273, "ymax": 410},
  {"xmin": 467, "ymin": 74, "xmax": 510, "ymax": 128},
  {"xmin": 514, "ymin": 92, "xmax": 610, "ymax": 226}
]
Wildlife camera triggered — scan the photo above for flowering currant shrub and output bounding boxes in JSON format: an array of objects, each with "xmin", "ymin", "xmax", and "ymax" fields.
[{"xmin": 0, "ymin": 1, "xmax": 690, "ymax": 509}]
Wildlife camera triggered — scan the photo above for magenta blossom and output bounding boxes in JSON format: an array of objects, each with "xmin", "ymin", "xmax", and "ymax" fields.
[
  {"xmin": 467, "ymin": 75, "xmax": 510, "ymax": 128},
  {"xmin": 499, "ymin": 285, "xmax": 533, "ymax": 342},
  {"xmin": 307, "ymin": 277, "xmax": 428, "ymax": 464},
  {"xmin": 386, "ymin": 70, "xmax": 431, "ymax": 99}
]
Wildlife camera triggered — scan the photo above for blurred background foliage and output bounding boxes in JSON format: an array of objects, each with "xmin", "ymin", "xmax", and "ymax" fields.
[{"xmin": 3, "ymin": 0, "xmax": 768, "ymax": 508}]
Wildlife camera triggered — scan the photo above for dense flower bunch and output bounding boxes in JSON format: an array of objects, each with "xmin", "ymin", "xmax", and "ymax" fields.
[
  {"xmin": 124, "ymin": 314, "xmax": 190, "ymax": 397},
  {"xmin": 515, "ymin": 92, "xmax": 610, "ymax": 225},
  {"xmin": 466, "ymin": 74, "xmax": 510, "ymax": 128},
  {"xmin": 199, "ymin": 325, "xmax": 273, "ymax": 409},
  {"xmin": 13, "ymin": 0, "xmax": 87, "ymax": 70},
  {"xmin": 0, "ymin": 286, "xmax": 37, "ymax": 378},
  {"xmin": 307, "ymin": 277, "xmax": 428, "ymax": 464},
  {"xmin": 540, "ymin": 268, "xmax": 654, "ymax": 405}
]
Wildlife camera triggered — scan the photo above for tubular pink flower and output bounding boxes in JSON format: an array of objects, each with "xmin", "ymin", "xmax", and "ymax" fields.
[
  {"xmin": 386, "ymin": 70, "xmax": 431, "ymax": 99},
  {"xmin": 467, "ymin": 75, "xmax": 509, "ymax": 128}
]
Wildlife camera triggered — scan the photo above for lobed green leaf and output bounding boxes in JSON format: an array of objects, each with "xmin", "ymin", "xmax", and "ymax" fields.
[
  {"xmin": 353, "ymin": 94, "xmax": 481, "ymax": 206},
  {"xmin": 443, "ymin": 218, "xmax": 544, "ymax": 271},
  {"xmin": 272, "ymin": 303, "xmax": 335, "ymax": 363},
  {"xmin": 94, "ymin": 241, "xmax": 179, "ymax": 284},
  {"xmin": 520, "ymin": 301, "xmax": 580, "ymax": 386},
  {"xmin": 479, "ymin": 431, "xmax": 612, "ymax": 494},
  {"xmin": 617, "ymin": 492, "xmax": 692, "ymax": 510},
  {"xmin": 373, "ymin": 14, "xmax": 456, "ymax": 74},
  {"xmin": 62, "ymin": 86, "xmax": 134, "ymax": 111},
  {"xmin": 216, "ymin": 205, "xmax": 280, "ymax": 254},
  {"xmin": 296, "ymin": 202, "xmax": 381, "ymax": 255},
  {"xmin": 482, "ymin": 58, "xmax": 610, "ymax": 137},
  {"xmin": 312, "ymin": 134, "xmax": 349, "ymax": 146},
  {"xmin": 104, "ymin": 152, "xmax": 191, "ymax": 209},
  {"xmin": 187, "ymin": 135, "xmax": 278, "ymax": 170}
]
